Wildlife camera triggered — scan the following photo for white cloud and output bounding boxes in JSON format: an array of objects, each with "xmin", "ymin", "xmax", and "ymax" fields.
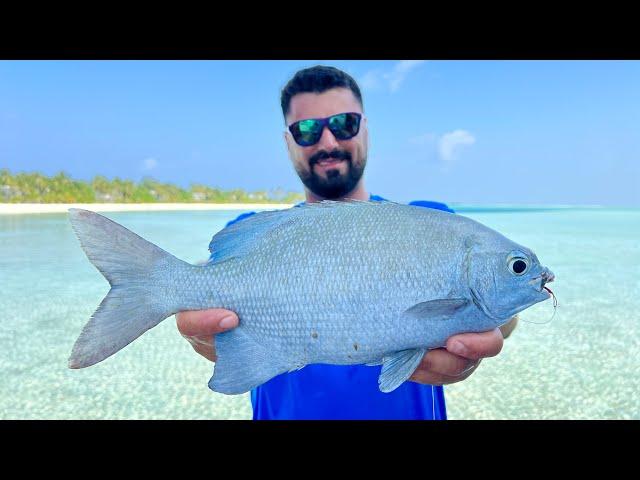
[
  {"xmin": 142, "ymin": 157, "xmax": 158, "ymax": 171},
  {"xmin": 359, "ymin": 70, "xmax": 383, "ymax": 91},
  {"xmin": 360, "ymin": 60, "xmax": 426, "ymax": 93},
  {"xmin": 383, "ymin": 60, "xmax": 426, "ymax": 92},
  {"xmin": 438, "ymin": 130, "xmax": 476, "ymax": 162}
]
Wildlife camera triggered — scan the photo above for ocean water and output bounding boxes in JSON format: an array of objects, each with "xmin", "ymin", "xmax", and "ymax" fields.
[{"xmin": 1, "ymin": 206, "xmax": 638, "ymax": 420}]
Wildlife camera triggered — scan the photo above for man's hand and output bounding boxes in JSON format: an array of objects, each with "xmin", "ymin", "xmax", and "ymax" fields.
[
  {"xmin": 410, "ymin": 316, "xmax": 518, "ymax": 386},
  {"xmin": 176, "ymin": 309, "xmax": 239, "ymax": 362}
]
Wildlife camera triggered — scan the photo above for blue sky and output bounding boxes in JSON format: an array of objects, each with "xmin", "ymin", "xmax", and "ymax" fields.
[{"xmin": 1, "ymin": 60, "xmax": 638, "ymax": 206}]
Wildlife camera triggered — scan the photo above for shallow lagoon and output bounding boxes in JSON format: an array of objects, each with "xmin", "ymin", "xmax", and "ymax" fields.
[{"xmin": 1, "ymin": 206, "xmax": 638, "ymax": 419}]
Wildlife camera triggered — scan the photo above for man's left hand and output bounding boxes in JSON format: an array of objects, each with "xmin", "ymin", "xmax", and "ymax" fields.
[{"xmin": 409, "ymin": 328, "xmax": 505, "ymax": 386}]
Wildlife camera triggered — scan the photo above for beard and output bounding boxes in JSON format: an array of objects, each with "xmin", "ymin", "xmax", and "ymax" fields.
[{"xmin": 296, "ymin": 149, "xmax": 366, "ymax": 200}]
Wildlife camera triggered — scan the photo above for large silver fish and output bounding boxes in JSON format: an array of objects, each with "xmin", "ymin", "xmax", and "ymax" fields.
[{"xmin": 68, "ymin": 200, "xmax": 555, "ymax": 394}]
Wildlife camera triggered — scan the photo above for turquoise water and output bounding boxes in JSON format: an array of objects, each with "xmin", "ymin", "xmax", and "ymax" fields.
[{"xmin": 1, "ymin": 207, "xmax": 638, "ymax": 419}]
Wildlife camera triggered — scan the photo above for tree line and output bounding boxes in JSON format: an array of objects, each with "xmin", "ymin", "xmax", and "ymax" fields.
[{"xmin": 0, "ymin": 169, "xmax": 304, "ymax": 204}]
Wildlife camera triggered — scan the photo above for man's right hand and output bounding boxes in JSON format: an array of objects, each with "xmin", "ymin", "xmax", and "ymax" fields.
[{"xmin": 176, "ymin": 309, "xmax": 239, "ymax": 362}]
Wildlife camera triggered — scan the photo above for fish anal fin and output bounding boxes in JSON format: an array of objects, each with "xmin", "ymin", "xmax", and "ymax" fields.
[{"xmin": 208, "ymin": 328, "xmax": 288, "ymax": 395}]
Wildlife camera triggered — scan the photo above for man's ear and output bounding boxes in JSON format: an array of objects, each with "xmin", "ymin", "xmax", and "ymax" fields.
[{"xmin": 362, "ymin": 116, "xmax": 369, "ymax": 148}]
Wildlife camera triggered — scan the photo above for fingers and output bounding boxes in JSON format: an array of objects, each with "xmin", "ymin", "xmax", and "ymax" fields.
[
  {"xmin": 409, "ymin": 348, "xmax": 480, "ymax": 386},
  {"xmin": 176, "ymin": 309, "xmax": 239, "ymax": 337},
  {"xmin": 410, "ymin": 365, "xmax": 478, "ymax": 386},
  {"xmin": 445, "ymin": 328, "xmax": 504, "ymax": 360},
  {"xmin": 410, "ymin": 328, "xmax": 505, "ymax": 386},
  {"xmin": 420, "ymin": 348, "xmax": 476, "ymax": 376},
  {"xmin": 188, "ymin": 340, "xmax": 217, "ymax": 362}
]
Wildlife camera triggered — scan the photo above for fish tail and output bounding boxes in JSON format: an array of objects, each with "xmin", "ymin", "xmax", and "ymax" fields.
[{"xmin": 67, "ymin": 208, "xmax": 188, "ymax": 369}]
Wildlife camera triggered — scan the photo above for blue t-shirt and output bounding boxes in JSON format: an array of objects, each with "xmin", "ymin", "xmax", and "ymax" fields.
[{"xmin": 212, "ymin": 195, "xmax": 455, "ymax": 420}]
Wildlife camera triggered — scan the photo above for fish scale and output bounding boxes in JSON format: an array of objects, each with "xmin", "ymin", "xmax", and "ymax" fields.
[{"xmin": 67, "ymin": 200, "xmax": 554, "ymax": 395}]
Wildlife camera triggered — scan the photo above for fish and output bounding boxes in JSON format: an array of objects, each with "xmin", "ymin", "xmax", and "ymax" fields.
[{"xmin": 67, "ymin": 200, "xmax": 555, "ymax": 394}]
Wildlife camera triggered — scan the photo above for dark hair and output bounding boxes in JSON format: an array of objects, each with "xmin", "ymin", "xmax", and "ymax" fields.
[{"xmin": 281, "ymin": 65, "xmax": 363, "ymax": 122}]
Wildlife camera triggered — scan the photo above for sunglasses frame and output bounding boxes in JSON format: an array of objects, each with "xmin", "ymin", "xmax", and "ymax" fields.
[{"xmin": 287, "ymin": 112, "xmax": 363, "ymax": 147}]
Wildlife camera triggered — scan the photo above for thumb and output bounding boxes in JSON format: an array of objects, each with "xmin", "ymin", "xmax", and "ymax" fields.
[{"xmin": 176, "ymin": 309, "xmax": 239, "ymax": 337}]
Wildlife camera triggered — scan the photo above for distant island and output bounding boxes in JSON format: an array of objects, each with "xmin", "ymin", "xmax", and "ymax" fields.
[{"xmin": 0, "ymin": 169, "xmax": 304, "ymax": 204}]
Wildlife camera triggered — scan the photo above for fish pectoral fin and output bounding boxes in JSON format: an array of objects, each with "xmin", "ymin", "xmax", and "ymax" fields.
[
  {"xmin": 208, "ymin": 328, "xmax": 287, "ymax": 395},
  {"xmin": 378, "ymin": 348, "xmax": 427, "ymax": 393},
  {"xmin": 403, "ymin": 298, "xmax": 469, "ymax": 321}
]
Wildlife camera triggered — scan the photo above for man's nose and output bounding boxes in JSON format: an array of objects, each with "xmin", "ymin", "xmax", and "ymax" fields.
[{"xmin": 316, "ymin": 125, "xmax": 340, "ymax": 151}]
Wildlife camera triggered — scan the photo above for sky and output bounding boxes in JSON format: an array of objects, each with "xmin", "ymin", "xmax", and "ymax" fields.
[{"xmin": 1, "ymin": 60, "xmax": 638, "ymax": 206}]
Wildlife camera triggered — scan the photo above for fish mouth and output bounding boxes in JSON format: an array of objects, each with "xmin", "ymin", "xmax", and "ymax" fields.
[{"xmin": 529, "ymin": 269, "xmax": 555, "ymax": 293}]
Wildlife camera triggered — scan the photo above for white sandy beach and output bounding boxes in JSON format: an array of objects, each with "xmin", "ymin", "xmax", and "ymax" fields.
[{"xmin": 0, "ymin": 203, "xmax": 295, "ymax": 215}]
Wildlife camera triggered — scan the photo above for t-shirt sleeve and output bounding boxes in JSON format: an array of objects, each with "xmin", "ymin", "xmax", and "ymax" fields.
[
  {"xmin": 408, "ymin": 200, "xmax": 455, "ymax": 214},
  {"xmin": 225, "ymin": 211, "xmax": 258, "ymax": 227}
]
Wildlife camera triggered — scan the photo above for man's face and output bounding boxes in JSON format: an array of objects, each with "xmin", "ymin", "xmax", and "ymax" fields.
[{"xmin": 284, "ymin": 88, "xmax": 368, "ymax": 199}]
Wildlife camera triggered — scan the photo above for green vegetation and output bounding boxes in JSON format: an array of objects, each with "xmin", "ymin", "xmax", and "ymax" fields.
[{"xmin": 0, "ymin": 169, "xmax": 304, "ymax": 204}]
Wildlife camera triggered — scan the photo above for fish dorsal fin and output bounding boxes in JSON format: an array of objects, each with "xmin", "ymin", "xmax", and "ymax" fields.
[
  {"xmin": 208, "ymin": 200, "xmax": 401, "ymax": 264},
  {"xmin": 208, "ymin": 209, "xmax": 296, "ymax": 263},
  {"xmin": 378, "ymin": 348, "xmax": 426, "ymax": 393}
]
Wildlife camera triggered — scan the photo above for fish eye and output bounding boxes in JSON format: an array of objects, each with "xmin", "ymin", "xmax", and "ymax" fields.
[{"xmin": 508, "ymin": 258, "xmax": 529, "ymax": 276}]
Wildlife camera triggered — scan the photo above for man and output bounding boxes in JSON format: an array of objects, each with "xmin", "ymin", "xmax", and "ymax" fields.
[{"xmin": 177, "ymin": 65, "xmax": 516, "ymax": 419}]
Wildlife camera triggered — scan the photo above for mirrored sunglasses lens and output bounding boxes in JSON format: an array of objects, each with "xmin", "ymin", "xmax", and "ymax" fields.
[
  {"xmin": 294, "ymin": 119, "xmax": 322, "ymax": 145},
  {"xmin": 329, "ymin": 113, "xmax": 360, "ymax": 139}
]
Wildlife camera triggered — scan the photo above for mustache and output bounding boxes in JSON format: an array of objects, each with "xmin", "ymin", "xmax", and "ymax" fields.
[{"xmin": 309, "ymin": 149, "xmax": 352, "ymax": 165}]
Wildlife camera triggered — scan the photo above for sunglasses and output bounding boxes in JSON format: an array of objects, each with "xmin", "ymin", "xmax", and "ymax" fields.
[{"xmin": 287, "ymin": 112, "xmax": 362, "ymax": 147}]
